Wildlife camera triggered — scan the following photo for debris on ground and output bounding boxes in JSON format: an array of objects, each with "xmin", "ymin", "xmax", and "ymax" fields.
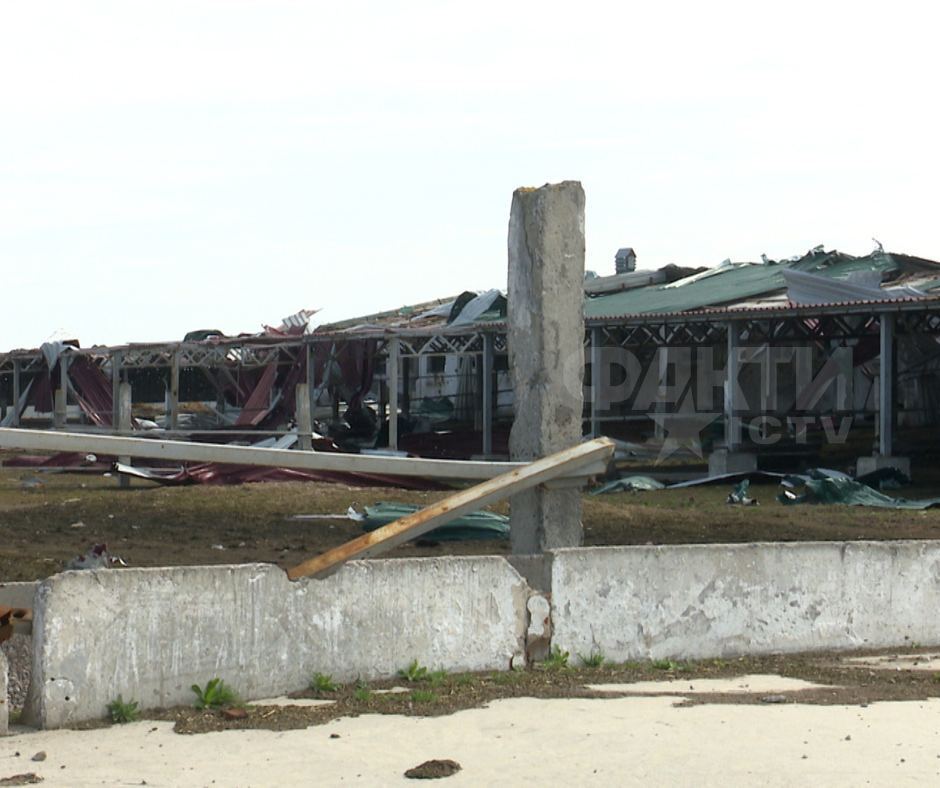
[
  {"xmin": 355, "ymin": 503, "xmax": 509, "ymax": 541},
  {"xmin": 591, "ymin": 475, "xmax": 664, "ymax": 494},
  {"xmin": 65, "ymin": 544, "xmax": 126, "ymax": 571},
  {"xmin": 779, "ymin": 470, "xmax": 940, "ymax": 509},
  {"xmin": 727, "ymin": 479, "xmax": 758, "ymax": 506},
  {"xmin": 404, "ymin": 759, "xmax": 462, "ymax": 779}
]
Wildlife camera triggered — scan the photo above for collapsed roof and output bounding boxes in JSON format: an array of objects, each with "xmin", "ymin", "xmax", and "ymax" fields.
[{"xmin": 314, "ymin": 247, "xmax": 940, "ymax": 334}]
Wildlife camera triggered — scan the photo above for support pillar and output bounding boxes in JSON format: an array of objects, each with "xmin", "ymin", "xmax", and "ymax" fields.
[
  {"xmin": 296, "ymin": 383, "xmax": 313, "ymax": 450},
  {"xmin": 858, "ymin": 312, "xmax": 910, "ymax": 478},
  {"xmin": 54, "ymin": 355, "xmax": 68, "ymax": 428},
  {"xmin": 168, "ymin": 351, "xmax": 180, "ymax": 431},
  {"xmin": 305, "ymin": 343, "xmax": 317, "ymax": 424},
  {"xmin": 117, "ymin": 382, "xmax": 132, "ymax": 488},
  {"xmin": 387, "ymin": 337, "xmax": 399, "ymax": 450},
  {"xmin": 507, "ymin": 181, "xmax": 585, "ymax": 553},
  {"xmin": 590, "ymin": 327, "xmax": 601, "ymax": 438},
  {"xmin": 710, "ymin": 320, "xmax": 756, "ymax": 475},
  {"xmin": 11, "ymin": 360, "xmax": 20, "ymax": 427},
  {"xmin": 482, "ymin": 333, "xmax": 494, "ymax": 455},
  {"xmin": 111, "ymin": 351, "xmax": 122, "ymax": 431}
]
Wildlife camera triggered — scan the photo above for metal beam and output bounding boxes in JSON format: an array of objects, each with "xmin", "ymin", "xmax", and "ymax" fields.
[
  {"xmin": 0, "ymin": 427, "xmax": 610, "ymax": 481},
  {"xmin": 725, "ymin": 321, "xmax": 740, "ymax": 450},
  {"xmin": 482, "ymin": 332, "xmax": 494, "ymax": 454},
  {"xmin": 879, "ymin": 313, "xmax": 895, "ymax": 456},
  {"xmin": 590, "ymin": 326, "xmax": 601, "ymax": 438},
  {"xmin": 387, "ymin": 337, "xmax": 399, "ymax": 450}
]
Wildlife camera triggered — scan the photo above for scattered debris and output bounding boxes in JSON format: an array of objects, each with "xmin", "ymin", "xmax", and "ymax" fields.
[
  {"xmin": 65, "ymin": 544, "xmax": 126, "ymax": 571},
  {"xmin": 591, "ymin": 476, "xmax": 664, "ymax": 495},
  {"xmin": 222, "ymin": 707, "xmax": 248, "ymax": 720},
  {"xmin": 356, "ymin": 502, "xmax": 509, "ymax": 542},
  {"xmin": 404, "ymin": 759, "xmax": 462, "ymax": 780},
  {"xmin": 780, "ymin": 470, "xmax": 940, "ymax": 509},
  {"xmin": 727, "ymin": 479, "xmax": 758, "ymax": 506},
  {"xmin": 760, "ymin": 695, "xmax": 787, "ymax": 704},
  {"xmin": 28, "ymin": 753, "xmax": 45, "ymax": 763}
]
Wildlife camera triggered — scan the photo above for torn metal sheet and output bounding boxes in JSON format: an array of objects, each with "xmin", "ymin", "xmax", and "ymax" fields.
[
  {"xmin": 779, "ymin": 471, "xmax": 940, "ymax": 509},
  {"xmin": 356, "ymin": 502, "xmax": 509, "ymax": 541}
]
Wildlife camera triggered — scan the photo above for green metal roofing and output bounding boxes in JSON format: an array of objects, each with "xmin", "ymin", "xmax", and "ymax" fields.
[{"xmin": 584, "ymin": 249, "xmax": 906, "ymax": 319}]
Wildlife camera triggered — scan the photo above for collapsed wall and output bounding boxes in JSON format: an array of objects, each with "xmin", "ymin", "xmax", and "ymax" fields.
[{"xmin": 17, "ymin": 540, "xmax": 940, "ymax": 728}]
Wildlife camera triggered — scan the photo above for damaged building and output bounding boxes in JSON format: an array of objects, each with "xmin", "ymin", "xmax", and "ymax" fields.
[{"xmin": 2, "ymin": 245, "xmax": 940, "ymax": 478}]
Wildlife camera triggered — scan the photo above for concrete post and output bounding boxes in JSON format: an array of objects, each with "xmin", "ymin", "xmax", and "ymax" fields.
[{"xmin": 507, "ymin": 181, "xmax": 585, "ymax": 553}]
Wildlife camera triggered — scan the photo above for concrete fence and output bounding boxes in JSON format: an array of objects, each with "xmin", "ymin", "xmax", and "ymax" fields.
[
  {"xmin": 24, "ymin": 558, "xmax": 529, "ymax": 729},
  {"xmin": 14, "ymin": 540, "xmax": 940, "ymax": 728}
]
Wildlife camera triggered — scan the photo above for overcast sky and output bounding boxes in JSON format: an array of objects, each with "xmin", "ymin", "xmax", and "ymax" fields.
[{"xmin": 2, "ymin": 1, "xmax": 938, "ymax": 349}]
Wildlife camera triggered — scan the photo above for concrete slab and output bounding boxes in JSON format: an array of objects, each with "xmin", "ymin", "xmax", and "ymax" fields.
[{"xmin": 3, "ymin": 695, "xmax": 940, "ymax": 785}]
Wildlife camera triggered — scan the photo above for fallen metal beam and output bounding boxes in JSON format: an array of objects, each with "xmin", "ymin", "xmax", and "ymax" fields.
[
  {"xmin": 0, "ymin": 427, "xmax": 610, "ymax": 482},
  {"xmin": 286, "ymin": 437, "xmax": 615, "ymax": 580}
]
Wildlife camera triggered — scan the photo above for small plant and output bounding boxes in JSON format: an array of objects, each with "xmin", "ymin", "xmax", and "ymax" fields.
[
  {"xmin": 398, "ymin": 659, "xmax": 430, "ymax": 683},
  {"xmin": 353, "ymin": 686, "xmax": 371, "ymax": 702},
  {"xmin": 191, "ymin": 678, "xmax": 237, "ymax": 709},
  {"xmin": 410, "ymin": 689, "xmax": 437, "ymax": 704},
  {"xmin": 310, "ymin": 672, "xmax": 339, "ymax": 695},
  {"xmin": 579, "ymin": 650, "xmax": 605, "ymax": 668},
  {"xmin": 107, "ymin": 695, "xmax": 140, "ymax": 724},
  {"xmin": 542, "ymin": 646, "xmax": 570, "ymax": 670},
  {"xmin": 650, "ymin": 659, "xmax": 686, "ymax": 672},
  {"xmin": 454, "ymin": 673, "xmax": 474, "ymax": 687},
  {"xmin": 428, "ymin": 669, "xmax": 448, "ymax": 687}
]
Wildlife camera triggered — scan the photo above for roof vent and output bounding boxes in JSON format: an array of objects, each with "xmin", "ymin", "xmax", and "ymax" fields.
[{"xmin": 615, "ymin": 247, "xmax": 636, "ymax": 274}]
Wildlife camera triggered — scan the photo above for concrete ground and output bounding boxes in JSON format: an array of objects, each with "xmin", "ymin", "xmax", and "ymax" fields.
[{"xmin": 2, "ymin": 678, "xmax": 939, "ymax": 786}]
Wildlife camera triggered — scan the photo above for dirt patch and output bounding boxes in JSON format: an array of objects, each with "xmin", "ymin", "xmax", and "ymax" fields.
[
  {"xmin": 404, "ymin": 759, "xmax": 461, "ymax": 779},
  {"xmin": 138, "ymin": 647, "xmax": 940, "ymax": 735}
]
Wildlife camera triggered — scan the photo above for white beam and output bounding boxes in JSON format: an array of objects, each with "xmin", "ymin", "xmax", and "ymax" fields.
[{"xmin": 0, "ymin": 427, "xmax": 610, "ymax": 481}]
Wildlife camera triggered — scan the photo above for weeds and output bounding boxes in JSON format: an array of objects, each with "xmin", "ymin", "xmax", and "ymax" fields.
[
  {"xmin": 410, "ymin": 689, "xmax": 437, "ymax": 704},
  {"xmin": 191, "ymin": 678, "xmax": 238, "ymax": 709},
  {"xmin": 398, "ymin": 659, "xmax": 430, "ymax": 683},
  {"xmin": 107, "ymin": 695, "xmax": 140, "ymax": 724},
  {"xmin": 353, "ymin": 686, "xmax": 371, "ymax": 702},
  {"xmin": 578, "ymin": 650, "xmax": 605, "ymax": 668},
  {"xmin": 542, "ymin": 646, "xmax": 570, "ymax": 670},
  {"xmin": 310, "ymin": 673, "xmax": 339, "ymax": 695}
]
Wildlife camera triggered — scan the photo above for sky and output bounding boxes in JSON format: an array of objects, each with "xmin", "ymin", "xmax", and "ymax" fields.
[{"xmin": 2, "ymin": 0, "xmax": 938, "ymax": 350}]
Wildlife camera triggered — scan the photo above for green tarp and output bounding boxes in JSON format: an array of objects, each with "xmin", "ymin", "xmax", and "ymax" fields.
[{"xmin": 359, "ymin": 502, "xmax": 509, "ymax": 541}]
